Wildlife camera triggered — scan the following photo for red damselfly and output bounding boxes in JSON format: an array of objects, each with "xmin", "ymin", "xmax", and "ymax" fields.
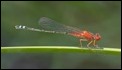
[{"xmin": 15, "ymin": 17, "xmax": 101, "ymax": 48}]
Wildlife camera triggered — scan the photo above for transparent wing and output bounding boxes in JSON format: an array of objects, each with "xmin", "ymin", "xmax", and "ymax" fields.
[{"xmin": 38, "ymin": 17, "xmax": 81, "ymax": 33}]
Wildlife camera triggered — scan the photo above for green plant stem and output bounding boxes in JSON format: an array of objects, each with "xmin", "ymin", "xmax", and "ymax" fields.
[{"xmin": 1, "ymin": 46, "xmax": 121, "ymax": 55}]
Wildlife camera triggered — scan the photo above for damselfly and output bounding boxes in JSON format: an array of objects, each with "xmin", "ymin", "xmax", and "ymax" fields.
[{"xmin": 15, "ymin": 17, "xmax": 101, "ymax": 48}]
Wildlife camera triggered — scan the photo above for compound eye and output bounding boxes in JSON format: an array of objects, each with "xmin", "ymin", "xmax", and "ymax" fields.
[{"xmin": 94, "ymin": 33, "xmax": 101, "ymax": 40}]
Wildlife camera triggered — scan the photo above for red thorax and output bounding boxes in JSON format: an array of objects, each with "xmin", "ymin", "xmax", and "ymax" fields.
[{"xmin": 69, "ymin": 31, "xmax": 101, "ymax": 41}]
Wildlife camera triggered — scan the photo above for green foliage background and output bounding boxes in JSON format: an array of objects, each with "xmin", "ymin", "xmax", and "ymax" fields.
[{"xmin": 1, "ymin": 1, "xmax": 121, "ymax": 69}]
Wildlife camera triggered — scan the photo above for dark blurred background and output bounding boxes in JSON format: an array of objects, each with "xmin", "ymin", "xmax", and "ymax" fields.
[{"xmin": 1, "ymin": 1, "xmax": 121, "ymax": 69}]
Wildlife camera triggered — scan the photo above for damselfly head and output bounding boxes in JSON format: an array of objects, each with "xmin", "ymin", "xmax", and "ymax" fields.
[{"xmin": 94, "ymin": 33, "xmax": 101, "ymax": 41}]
